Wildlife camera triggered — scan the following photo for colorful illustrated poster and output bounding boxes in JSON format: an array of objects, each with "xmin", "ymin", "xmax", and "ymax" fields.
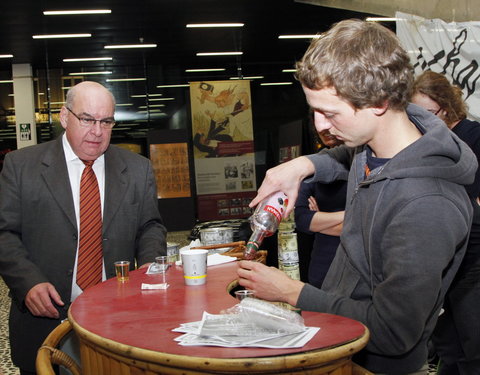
[
  {"xmin": 190, "ymin": 80, "xmax": 256, "ymax": 221},
  {"xmin": 150, "ymin": 143, "xmax": 191, "ymax": 199}
]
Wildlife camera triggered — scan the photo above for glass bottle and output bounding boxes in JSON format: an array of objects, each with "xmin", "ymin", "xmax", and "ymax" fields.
[{"xmin": 243, "ymin": 192, "xmax": 288, "ymax": 260}]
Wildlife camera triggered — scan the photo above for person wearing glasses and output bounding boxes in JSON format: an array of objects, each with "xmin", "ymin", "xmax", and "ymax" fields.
[
  {"xmin": 412, "ymin": 70, "xmax": 480, "ymax": 375},
  {"xmin": 0, "ymin": 81, "xmax": 167, "ymax": 374}
]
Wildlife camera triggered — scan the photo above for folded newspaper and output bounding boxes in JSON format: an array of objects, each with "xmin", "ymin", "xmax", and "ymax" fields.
[{"xmin": 173, "ymin": 298, "xmax": 320, "ymax": 348}]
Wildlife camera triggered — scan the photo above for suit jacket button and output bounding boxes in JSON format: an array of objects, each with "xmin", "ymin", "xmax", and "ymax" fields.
[
  {"xmin": 73, "ymin": 234, "xmax": 78, "ymax": 240},
  {"xmin": 67, "ymin": 268, "xmax": 73, "ymax": 276}
]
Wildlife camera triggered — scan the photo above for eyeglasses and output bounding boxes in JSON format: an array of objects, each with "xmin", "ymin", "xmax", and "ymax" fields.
[
  {"xmin": 428, "ymin": 108, "xmax": 442, "ymax": 116},
  {"xmin": 66, "ymin": 107, "xmax": 115, "ymax": 129}
]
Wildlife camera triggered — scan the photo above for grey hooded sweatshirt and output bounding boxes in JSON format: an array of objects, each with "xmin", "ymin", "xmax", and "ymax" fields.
[{"xmin": 299, "ymin": 104, "xmax": 477, "ymax": 374}]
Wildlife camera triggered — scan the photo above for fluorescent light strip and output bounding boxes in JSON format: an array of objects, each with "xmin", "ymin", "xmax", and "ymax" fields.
[
  {"xmin": 69, "ymin": 71, "xmax": 112, "ymax": 75},
  {"xmin": 282, "ymin": 69, "xmax": 297, "ymax": 73},
  {"xmin": 185, "ymin": 68, "xmax": 226, "ymax": 72},
  {"xmin": 106, "ymin": 78, "xmax": 146, "ymax": 82},
  {"xmin": 104, "ymin": 44, "xmax": 157, "ymax": 49},
  {"xmin": 63, "ymin": 57, "xmax": 113, "ymax": 62},
  {"xmin": 366, "ymin": 17, "xmax": 398, "ymax": 22},
  {"xmin": 148, "ymin": 98, "xmax": 174, "ymax": 101},
  {"xmin": 196, "ymin": 52, "xmax": 243, "ymax": 56},
  {"xmin": 260, "ymin": 82, "xmax": 293, "ymax": 86},
  {"xmin": 131, "ymin": 94, "xmax": 163, "ymax": 98},
  {"xmin": 156, "ymin": 84, "xmax": 189, "ymax": 88},
  {"xmin": 116, "ymin": 103, "xmax": 133, "ymax": 106},
  {"xmin": 0, "ymin": 80, "xmax": 13, "ymax": 84},
  {"xmin": 186, "ymin": 23, "xmax": 244, "ymax": 28},
  {"xmin": 62, "ymin": 87, "xmax": 72, "ymax": 90},
  {"xmin": 229, "ymin": 76, "xmax": 264, "ymax": 80},
  {"xmin": 139, "ymin": 104, "xmax": 165, "ymax": 108},
  {"xmin": 44, "ymin": 101, "xmax": 65, "ymax": 105},
  {"xmin": 0, "ymin": 54, "xmax": 13, "ymax": 58},
  {"xmin": 278, "ymin": 35, "xmax": 320, "ymax": 39},
  {"xmin": 33, "ymin": 33, "xmax": 92, "ymax": 39},
  {"xmin": 44, "ymin": 9, "xmax": 111, "ymax": 15}
]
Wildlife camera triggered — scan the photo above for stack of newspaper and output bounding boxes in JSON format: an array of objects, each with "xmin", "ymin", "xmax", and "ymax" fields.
[{"xmin": 173, "ymin": 298, "xmax": 320, "ymax": 349}]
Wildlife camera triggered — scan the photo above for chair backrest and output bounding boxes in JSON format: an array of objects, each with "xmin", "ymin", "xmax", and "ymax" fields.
[{"xmin": 36, "ymin": 320, "xmax": 81, "ymax": 375}]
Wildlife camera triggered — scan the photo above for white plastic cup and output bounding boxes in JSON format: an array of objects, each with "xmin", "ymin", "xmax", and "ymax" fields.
[{"xmin": 181, "ymin": 249, "xmax": 208, "ymax": 286}]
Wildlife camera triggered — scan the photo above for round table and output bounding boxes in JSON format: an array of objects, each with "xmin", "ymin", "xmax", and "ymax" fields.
[{"xmin": 68, "ymin": 261, "xmax": 370, "ymax": 374}]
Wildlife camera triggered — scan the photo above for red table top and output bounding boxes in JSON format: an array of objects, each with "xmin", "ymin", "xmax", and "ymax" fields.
[{"xmin": 69, "ymin": 261, "xmax": 366, "ymax": 359}]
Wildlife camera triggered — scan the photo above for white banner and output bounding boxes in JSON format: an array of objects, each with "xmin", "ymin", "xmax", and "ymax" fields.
[{"xmin": 396, "ymin": 11, "xmax": 480, "ymax": 121}]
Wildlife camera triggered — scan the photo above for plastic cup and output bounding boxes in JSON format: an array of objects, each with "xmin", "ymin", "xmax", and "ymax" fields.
[
  {"xmin": 114, "ymin": 261, "xmax": 130, "ymax": 282},
  {"xmin": 235, "ymin": 290, "xmax": 255, "ymax": 301},
  {"xmin": 181, "ymin": 249, "xmax": 208, "ymax": 286},
  {"xmin": 155, "ymin": 256, "xmax": 169, "ymax": 273}
]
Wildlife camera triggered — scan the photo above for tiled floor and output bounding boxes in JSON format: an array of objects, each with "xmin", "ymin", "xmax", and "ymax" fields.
[{"xmin": 0, "ymin": 277, "xmax": 19, "ymax": 375}]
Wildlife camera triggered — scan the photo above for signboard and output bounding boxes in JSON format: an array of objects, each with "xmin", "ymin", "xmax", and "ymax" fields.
[{"xmin": 190, "ymin": 80, "xmax": 256, "ymax": 221}]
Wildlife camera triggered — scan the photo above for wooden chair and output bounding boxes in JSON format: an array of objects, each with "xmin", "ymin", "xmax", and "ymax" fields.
[{"xmin": 36, "ymin": 319, "xmax": 81, "ymax": 375}]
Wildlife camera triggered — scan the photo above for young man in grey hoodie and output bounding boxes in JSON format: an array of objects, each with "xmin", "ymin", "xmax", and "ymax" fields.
[{"xmin": 237, "ymin": 19, "xmax": 477, "ymax": 375}]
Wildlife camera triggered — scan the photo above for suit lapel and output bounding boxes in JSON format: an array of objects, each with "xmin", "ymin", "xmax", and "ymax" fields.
[
  {"xmin": 41, "ymin": 137, "xmax": 77, "ymax": 230},
  {"xmin": 103, "ymin": 146, "xmax": 128, "ymax": 233}
]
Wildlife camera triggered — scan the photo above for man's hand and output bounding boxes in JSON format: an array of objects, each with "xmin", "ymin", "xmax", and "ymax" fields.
[
  {"xmin": 237, "ymin": 260, "xmax": 305, "ymax": 306},
  {"xmin": 249, "ymin": 156, "xmax": 315, "ymax": 217},
  {"xmin": 25, "ymin": 283, "xmax": 64, "ymax": 319}
]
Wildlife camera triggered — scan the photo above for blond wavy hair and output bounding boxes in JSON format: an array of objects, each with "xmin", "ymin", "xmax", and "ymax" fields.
[{"xmin": 296, "ymin": 19, "xmax": 413, "ymax": 111}]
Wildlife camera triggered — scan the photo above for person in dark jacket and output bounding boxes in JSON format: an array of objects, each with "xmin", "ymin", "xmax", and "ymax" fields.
[
  {"xmin": 238, "ymin": 20, "xmax": 476, "ymax": 374},
  {"xmin": 294, "ymin": 129, "xmax": 346, "ymax": 288},
  {"xmin": 412, "ymin": 70, "xmax": 480, "ymax": 375}
]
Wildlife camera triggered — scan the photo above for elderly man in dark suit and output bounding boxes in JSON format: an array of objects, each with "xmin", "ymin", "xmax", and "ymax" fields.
[{"xmin": 0, "ymin": 81, "xmax": 167, "ymax": 374}]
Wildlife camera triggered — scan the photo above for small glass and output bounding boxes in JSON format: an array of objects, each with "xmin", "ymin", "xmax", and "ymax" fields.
[
  {"xmin": 114, "ymin": 261, "xmax": 130, "ymax": 282},
  {"xmin": 155, "ymin": 256, "xmax": 169, "ymax": 273},
  {"xmin": 235, "ymin": 289, "xmax": 255, "ymax": 301}
]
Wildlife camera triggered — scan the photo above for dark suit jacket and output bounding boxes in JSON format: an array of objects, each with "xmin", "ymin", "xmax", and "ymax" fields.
[{"xmin": 0, "ymin": 136, "xmax": 167, "ymax": 371}]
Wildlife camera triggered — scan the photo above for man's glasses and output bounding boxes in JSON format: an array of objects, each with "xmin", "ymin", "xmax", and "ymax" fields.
[{"xmin": 66, "ymin": 107, "xmax": 115, "ymax": 129}]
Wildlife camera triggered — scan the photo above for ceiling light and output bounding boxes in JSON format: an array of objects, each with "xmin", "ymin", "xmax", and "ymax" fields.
[
  {"xmin": 139, "ymin": 104, "xmax": 165, "ymax": 109},
  {"xmin": 148, "ymin": 98, "xmax": 174, "ymax": 101},
  {"xmin": 116, "ymin": 103, "xmax": 133, "ymax": 106},
  {"xmin": 366, "ymin": 17, "xmax": 399, "ymax": 22},
  {"xmin": 186, "ymin": 23, "xmax": 244, "ymax": 28},
  {"xmin": 0, "ymin": 54, "xmax": 13, "ymax": 58},
  {"xmin": 0, "ymin": 80, "xmax": 13, "ymax": 84},
  {"xmin": 260, "ymin": 82, "xmax": 293, "ymax": 86},
  {"xmin": 69, "ymin": 71, "xmax": 112, "ymax": 75},
  {"xmin": 63, "ymin": 57, "xmax": 113, "ymax": 62},
  {"xmin": 282, "ymin": 69, "xmax": 297, "ymax": 73},
  {"xmin": 196, "ymin": 52, "xmax": 243, "ymax": 56},
  {"xmin": 156, "ymin": 84, "xmax": 190, "ymax": 88},
  {"xmin": 44, "ymin": 101, "xmax": 65, "ymax": 105},
  {"xmin": 229, "ymin": 76, "xmax": 264, "ymax": 80},
  {"xmin": 106, "ymin": 78, "xmax": 146, "ymax": 82},
  {"xmin": 104, "ymin": 44, "xmax": 157, "ymax": 49},
  {"xmin": 131, "ymin": 94, "xmax": 163, "ymax": 98},
  {"xmin": 278, "ymin": 35, "xmax": 320, "ymax": 39},
  {"xmin": 185, "ymin": 68, "xmax": 226, "ymax": 72},
  {"xmin": 44, "ymin": 9, "xmax": 111, "ymax": 15},
  {"xmin": 33, "ymin": 33, "xmax": 92, "ymax": 39}
]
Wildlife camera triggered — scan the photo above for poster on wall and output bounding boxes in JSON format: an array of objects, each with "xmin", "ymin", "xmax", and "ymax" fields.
[
  {"xmin": 150, "ymin": 143, "xmax": 191, "ymax": 199},
  {"xmin": 396, "ymin": 11, "xmax": 480, "ymax": 121},
  {"xmin": 190, "ymin": 80, "xmax": 256, "ymax": 221}
]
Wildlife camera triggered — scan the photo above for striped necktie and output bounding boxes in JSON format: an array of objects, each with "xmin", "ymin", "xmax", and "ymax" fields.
[{"xmin": 77, "ymin": 160, "xmax": 103, "ymax": 290}]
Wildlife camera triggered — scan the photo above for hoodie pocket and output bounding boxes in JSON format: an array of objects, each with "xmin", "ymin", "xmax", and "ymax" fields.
[{"xmin": 324, "ymin": 255, "xmax": 361, "ymax": 297}]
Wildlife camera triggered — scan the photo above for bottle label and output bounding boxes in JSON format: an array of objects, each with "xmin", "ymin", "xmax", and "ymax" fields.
[{"xmin": 263, "ymin": 192, "xmax": 288, "ymax": 224}]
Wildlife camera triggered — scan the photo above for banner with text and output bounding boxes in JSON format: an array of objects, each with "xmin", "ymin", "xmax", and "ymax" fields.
[
  {"xmin": 190, "ymin": 80, "xmax": 256, "ymax": 221},
  {"xmin": 396, "ymin": 11, "xmax": 480, "ymax": 121}
]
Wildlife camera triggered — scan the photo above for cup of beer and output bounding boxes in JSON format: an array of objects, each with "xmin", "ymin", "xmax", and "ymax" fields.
[{"xmin": 114, "ymin": 260, "xmax": 130, "ymax": 282}]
